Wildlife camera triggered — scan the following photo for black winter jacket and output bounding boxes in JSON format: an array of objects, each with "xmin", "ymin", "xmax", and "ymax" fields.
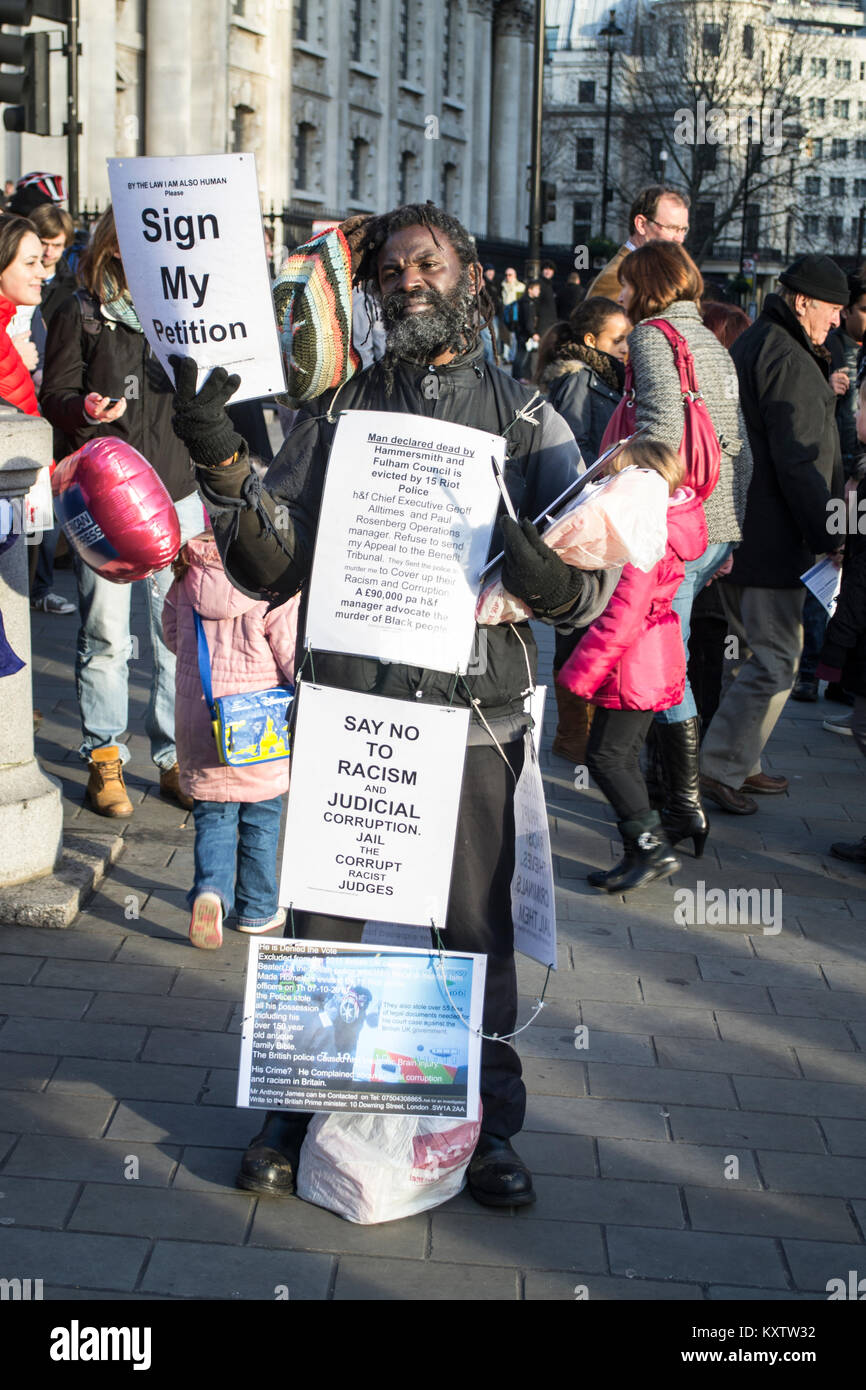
[
  {"xmin": 197, "ymin": 342, "xmax": 618, "ymax": 729},
  {"xmin": 40, "ymin": 290, "xmax": 195, "ymax": 501},
  {"xmin": 820, "ymin": 473, "xmax": 866, "ymax": 697},
  {"xmin": 544, "ymin": 361, "xmax": 620, "ymax": 466},
  {"xmin": 728, "ymin": 294, "xmax": 843, "ymax": 589}
]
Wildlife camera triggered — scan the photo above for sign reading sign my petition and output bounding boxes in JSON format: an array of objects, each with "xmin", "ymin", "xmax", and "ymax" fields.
[{"xmin": 107, "ymin": 154, "xmax": 285, "ymax": 403}]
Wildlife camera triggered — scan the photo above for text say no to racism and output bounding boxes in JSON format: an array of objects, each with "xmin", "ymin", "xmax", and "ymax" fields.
[{"xmin": 141, "ymin": 206, "xmax": 247, "ymax": 346}]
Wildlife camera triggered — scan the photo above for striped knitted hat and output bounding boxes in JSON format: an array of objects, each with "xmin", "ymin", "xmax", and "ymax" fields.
[{"xmin": 273, "ymin": 227, "xmax": 359, "ymax": 407}]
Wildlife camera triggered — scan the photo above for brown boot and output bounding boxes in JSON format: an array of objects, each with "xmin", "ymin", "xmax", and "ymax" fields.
[
  {"xmin": 85, "ymin": 746, "xmax": 133, "ymax": 818},
  {"xmin": 551, "ymin": 683, "xmax": 594, "ymax": 764},
  {"xmin": 159, "ymin": 762, "xmax": 194, "ymax": 810}
]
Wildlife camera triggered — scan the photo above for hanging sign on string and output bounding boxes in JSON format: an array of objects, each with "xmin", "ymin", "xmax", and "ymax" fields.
[
  {"xmin": 279, "ymin": 683, "xmax": 470, "ymax": 927},
  {"xmin": 107, "ymin": 153, "xmax": 285, "ymax": 403},
  {"xmin": 511, "ymin": 730, "xmax": 558, "ymax": 970},
  {"xmin": 303, "ymin": 410, "xmax": 501, "ymax": 673},
  {"xmin": 238, "ymin": 939, "xmax": 485, "ymax": 1119}
]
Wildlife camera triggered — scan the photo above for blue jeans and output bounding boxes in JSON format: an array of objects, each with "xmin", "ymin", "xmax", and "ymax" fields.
[
  {"xmin": 189, "ymin": 795, "xmax": 283, "ymax": 927},
  {"xmin": 30, "ymin": 517, "xmax": 62, "ymax": 601},
  {"xmin": 654, "ymin": 540, "xmax": 734, "ymax": 725},
  {"xmin": 798, "ymin": 590, "xmax": 829, "ymax": 682},
  {"xmin": 74, "ymin": 493, "xmax": 203, "ymax": 768}
]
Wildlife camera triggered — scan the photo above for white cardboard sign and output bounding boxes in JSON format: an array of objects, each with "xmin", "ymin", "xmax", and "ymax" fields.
[
  {"xmin": 279, "ymin": 684, "xmax": 470, "ymax": 927},
  {"xmin": 511, "ymin": 733, "xmax": 558, "ymax": 970},
  {"xmin": 107, "ymin": 153, "xmax": 285, "ymax": 403},
  {"xmin": 304, "ymin": 410, "xmax": 502, "ymax": 674}
]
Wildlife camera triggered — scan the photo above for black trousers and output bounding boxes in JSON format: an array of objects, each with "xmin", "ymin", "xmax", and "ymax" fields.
[
  {"xmin": 278, "ymin": 738, "xmax": 527, "ymax": 1140},
  {"xmin": 586, "ymin": 706, "xmax": 654, "ymax": 822}
]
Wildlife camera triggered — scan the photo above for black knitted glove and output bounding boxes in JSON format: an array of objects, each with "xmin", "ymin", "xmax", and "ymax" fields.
[
  {"xmin": 501, "ymin": 517, "xmax": 589, "ymax": 618},
  {"xmin": 170, "ymin": 354, "xmax": 243, "ymax": 470}
]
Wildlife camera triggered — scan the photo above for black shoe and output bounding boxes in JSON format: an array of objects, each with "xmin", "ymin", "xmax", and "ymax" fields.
[
  {"xmin": 824, "ymin": 682, "xmax": 855, "ymax": 707},
  {"xmin": 790, "ymin": 676, "xmax": 819, "ymax": 702},
  {"xmin": 654, "ymin": 716, "xmax": 709, "ymax": 857},
  {"xmin": 596, "ymin": 813, "xmax": 680, "ymax": 894},
  {"xmin": 235, "ymin": 1111, "xmax": 311, "ymax": 1197},
  {"xmin": 588, "ymin": 845, "xmax": 638, "ymax": 890},
  {"xmin": 467, "ymin": 1134, "xmax": 536, "ymax": 1208},
  {"xmin": 830, "ymin": 836, "xmax": 866, "ymax": 866}
]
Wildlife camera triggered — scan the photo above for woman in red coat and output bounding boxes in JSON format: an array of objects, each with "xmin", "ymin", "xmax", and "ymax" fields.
[
  {"xmin": 0, "ymin": 214, "xmax": 46, "ymax": 415},
  {"xmin": 559, "ymin": 438, "xmax": 708, "ymax": 892}
]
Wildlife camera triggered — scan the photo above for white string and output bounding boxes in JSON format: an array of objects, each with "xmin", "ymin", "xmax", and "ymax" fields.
[
  {"xmin": 508, "ymin": 390, "xmax": 545, "ymax": 429},
  {"xmin": 432, "ymin": 925, "xmax": 550, "ymax": 1048}
]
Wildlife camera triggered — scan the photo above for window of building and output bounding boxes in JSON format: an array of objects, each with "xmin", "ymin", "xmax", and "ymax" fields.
[
  {"xmin": 572, "ymin": 200, "xmax": 592, "ymax": 246},
  {"xmin": 830, "ymin": 177, "xmax": 846, "ymax": 197},
  {"xmin": 441, "ymin": 160, "xmax": 457, "ymax": 211},
  {"xmin": 442, "ymin": 0, "xmax": 457, "ymax": 95},
  {"xmin": 399, "ymin": 150, "xmax": 416, "ymax": 204},
  {"xmin": 804, "ymin": 176, "xmax": 820, "ymax": 196},
  {"xmin": 788, "ymin": 55, "xmax": 802, "ymax": 76},
  {"xmin": 294, "ymin": 0, "xmax": 308, "ymax": 42},
  {"xmin": 693, "ymin": 201, "xmax": 715, "ymax": 249},
  {"xmin": 349, "ymin": 138, "xmax": 368, "ymax": 201},
  {"xmin": 789, "ymin": 95, "xmax": 800, "ymax": 114},
  {"xmin": 808, "ymin": 98, "xmax": 825, "ymax": 120},
  {"xmin": 827, "ymin": 215, "xmax": 843, "ymax": 243},
  {"xmin": 855, "ymin": 178, "xmax": 866, "ymax": 197},
  {"xmin": 295, "ymin": 122, "xmax": 314, "ymax": 188},
  {"xmin": 350, "ymin": 0, "xmax": 362, "ymax": 62},
  {"xmin": 702, "ymin": 23, "xmax": 720, "ymax": 56},
  {"xmin": 832, "ymin": 138, "xmax": 849, "ymax": 159},
  {"xmin": 578, "ymin": 80, "xmax": 595, "ymax": 104},
  {"xmin": 667, "ymin": 25, "xmax": 681, "ymax": 58},
  {"xmin": 853, "ymin": 217, "xmax": 861, "ymax": 239},
  {"xmin": 697, "ymin": 143, "xmax": 717, "ymax": 171},
  {"xmin": 857, "ymin": 139, "xmax": 866, "ymax": 160},
  {"xmin": 398, "ymin": 0, "xmax": 410, "ymax": 80},
  {"xmin": 836, "ymin": 59, "xmax": 852, "ymax": 81},
  {"xmin": 862, "ymin": 61, "xmax": 866, "ymax": 81},
  {"xmin": 811, "ymin": 57, "xmax": 827, "ymax": 78},
  {"xmin": 232, "ymin": 0, "xmax": 246, "ymax": 14},
  {"xmin": 232, "ymin": 104, "xmax": 254, "ymax": 152},
  {"xmin": 544, "ymin": 26, "xmax": 559, "ymax": 63},
  {"xmin": 834, "ymin": 100, "xmax": 850, "ymax": 120},
  {"xmin": 576, "ymin": 136, "xmax": 594, "ymax": 171},
  {"xmin": 742, "ymin": 25, "xmax": 753, "ymax": 59},
  {"xmin": 859, "ymin": 102, "xmax": 866, "ymax": 122},
  {"xmin": 804, "ymin": 215, "xmax": 819, "ymax": 236},
  {"xmin": 811, "ymin": 137, "xmax": 823, "ymax": 160}
]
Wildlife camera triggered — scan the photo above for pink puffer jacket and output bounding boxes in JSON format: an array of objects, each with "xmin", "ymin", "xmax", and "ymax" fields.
[
  {"xmin": 559, "ymin": 487, "xmax": 708, "ymax": 711},
  {"xmin": 163, "ymin": 534, "xmax": 300, "ymax": 801}
]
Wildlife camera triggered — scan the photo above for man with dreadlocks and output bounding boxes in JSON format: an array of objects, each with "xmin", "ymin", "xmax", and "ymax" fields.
[{"xmin": 170, "ymin": 203, "xmax": 619, "ymax": 1210}]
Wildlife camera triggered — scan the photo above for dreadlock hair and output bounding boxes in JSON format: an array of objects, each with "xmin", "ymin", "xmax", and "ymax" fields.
[{"xmin": 353, "ymin": 201, "xmax": 496, "ymax": 367}]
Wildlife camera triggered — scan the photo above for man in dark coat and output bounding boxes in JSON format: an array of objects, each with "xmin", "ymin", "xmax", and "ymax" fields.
[
  {"xmin": 170, "ymin": 203, "xmax": 619, "ymax": 1209},
  {"xmin": 700, "ymin": 254, "xmax": 848, "ymax": 813}
]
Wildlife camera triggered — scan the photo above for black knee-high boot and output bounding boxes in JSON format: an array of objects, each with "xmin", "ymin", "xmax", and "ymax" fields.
[{"xmin": 655, "ymin": 716, "xmax": 709, "ymax": 857}]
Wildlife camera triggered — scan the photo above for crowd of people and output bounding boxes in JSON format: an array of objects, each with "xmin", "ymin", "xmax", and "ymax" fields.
[{"xmin": 1, "ymin": 171, "xmax": 864, "ymax": 1211}]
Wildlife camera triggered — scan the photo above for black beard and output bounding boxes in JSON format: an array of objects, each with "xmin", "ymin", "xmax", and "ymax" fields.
[{"xmin": 380, "ymin": 268, "xmax": 476, "ymax": 368}]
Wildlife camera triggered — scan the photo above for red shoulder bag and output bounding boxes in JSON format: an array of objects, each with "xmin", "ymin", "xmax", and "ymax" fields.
[{"xmin": 598, "ymin": 317, "xmax": 721, "ymax": 500}]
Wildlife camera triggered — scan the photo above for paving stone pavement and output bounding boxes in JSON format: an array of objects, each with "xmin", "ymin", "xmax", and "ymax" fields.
[{"xmin": 1, "ymin": 572, "xmax": 864, "ymax": 1301}]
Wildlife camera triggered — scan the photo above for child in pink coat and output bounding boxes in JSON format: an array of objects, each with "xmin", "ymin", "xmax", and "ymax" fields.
[
  {"xmin": 559, "ymin": 439, "xmax": 708, "ymax": 894},
  {"xmin": 163, "ymin": 530, "xmax": 299, "ymax": 949}
]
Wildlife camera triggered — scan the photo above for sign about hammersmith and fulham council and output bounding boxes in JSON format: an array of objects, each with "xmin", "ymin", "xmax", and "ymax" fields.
[
  {"xmin": 278, "ymin": 684, "xmax": 470, "ymax": 928},
  {"xmin": 107, "ymin": 153, "xmax": 284, "ymax": 403},
  {"xmin": 303, "ymin": 410, "xmax": 502, "ymax": 674}
]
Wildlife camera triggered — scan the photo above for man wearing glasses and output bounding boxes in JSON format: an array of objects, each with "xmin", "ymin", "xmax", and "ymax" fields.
[{"xmin": 588, "ymin": 185, "xmax": 691, "ymax": 302}]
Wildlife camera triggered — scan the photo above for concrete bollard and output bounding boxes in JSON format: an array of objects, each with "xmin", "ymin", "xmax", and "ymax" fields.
[{"xmin": 0, "ymin": 408, "xmax": 64, "ymax": 887}]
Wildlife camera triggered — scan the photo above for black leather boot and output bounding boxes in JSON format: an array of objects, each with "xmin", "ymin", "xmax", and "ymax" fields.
[
  {"xmin": 467, "ymin": 1134, "xmax": 536, "ymax": 1207},
  {"xmin": 235, "ymin": 1111, "xmax": 311, "ymax": 1197},
  {"xmin": 655, "ymin": 716, "xmax": 710, "ymax": 857},
  {"xmin": 588, "ymin": 841, "xmax": 638, "ymax": 890},
  {"xmin": 593, "ymin": 812, "xmax": 680, "ymax": 894}
]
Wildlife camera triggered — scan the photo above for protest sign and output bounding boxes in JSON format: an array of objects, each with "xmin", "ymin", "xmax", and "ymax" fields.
[
  {"xmin": 511, "ymin": 733, "xmax": 557, "ymax": 969},
  {"xmin": 362, "ymin": 920, "xmax": 433, "ymax": 949},
  {"xmin": 279, "ymin": 684, "xmax": 469, "ymax": 926},
  {"xmin": 304, "ymin": 410, "xmax": 501, "ymax": 673},
  {"xmin": 238, "ymin": 940, "xmax": 485, "ymax": 1119},
  {"xmin": 107, "ymin": 153, "xmax": 284, "ymax": 403}
]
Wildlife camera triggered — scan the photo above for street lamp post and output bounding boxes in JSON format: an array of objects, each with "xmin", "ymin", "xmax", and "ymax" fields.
[
  {"xmin": 527, "ymin": 0, "xmax": 546, "ymax": 283},
  {"xmin": 599, "ymin": 7, "xmax": 624, "ymax": 240}
]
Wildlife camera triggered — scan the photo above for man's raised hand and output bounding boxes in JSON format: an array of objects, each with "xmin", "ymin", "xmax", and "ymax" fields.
[{"xmin": 169, "ymin": 354, "xmax": 244, "ymax": 469}]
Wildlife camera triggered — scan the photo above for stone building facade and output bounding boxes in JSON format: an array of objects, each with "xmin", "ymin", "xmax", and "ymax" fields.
[{"xmin": 2, "ymin": 0, "xmax": 539, "ymax": 244}]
